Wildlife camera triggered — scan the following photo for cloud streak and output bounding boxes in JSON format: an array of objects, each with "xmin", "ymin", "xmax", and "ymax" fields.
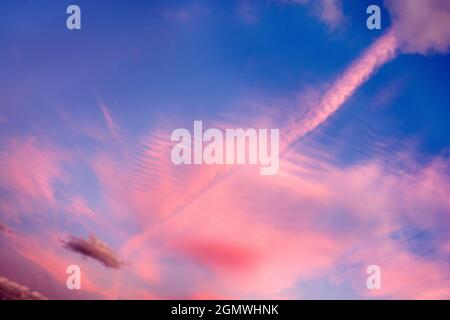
[
  {"xmin": 283, "ymin": 29, "xmax": 398, "ymax": 149},
  {"xmin": 100, "ymin": 103, "xmax": 121, "ymax": 141}
]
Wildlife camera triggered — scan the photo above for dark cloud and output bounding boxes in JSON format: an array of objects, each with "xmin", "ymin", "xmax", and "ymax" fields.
[
  {"xmin": 62, "ymin": 235, "xmax": 124, "ymax": 269},
  {"xmin": 0, "ymin": 276, "xmax": 47, "ymax": 300}
]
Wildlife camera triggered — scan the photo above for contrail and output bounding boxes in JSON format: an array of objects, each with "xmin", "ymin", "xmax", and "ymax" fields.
[
  {"xmin": 282, "ymin": 29, "xmax": 398, "ymax": 151},
  {"xmin": 122, "ymin": 30, "xmax": 399, "ymax": 253}
]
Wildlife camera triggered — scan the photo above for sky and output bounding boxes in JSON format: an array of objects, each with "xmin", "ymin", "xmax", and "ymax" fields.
[{"xmin": 0, "ymin": 0, "xmax": 449, "ymax": 299}]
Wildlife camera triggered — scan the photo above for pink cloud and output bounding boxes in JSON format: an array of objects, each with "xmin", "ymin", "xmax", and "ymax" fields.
[
  {"xmin": 5, "ymin": 232, "xmax": 106, "ymax": 297},
  {"xmin": 121, "ymin": 156, "xmax": 352, "ymax": 297},
  {"xmin": 174, "ymin": 238, "xmax": 259, "ymax": 272},
  {"xmin": 0, "ymin": 137, "xmax": 71, "ymax": 224},
  {"xmin": 146, "ymin": 149, "xmax": 448, "ymax": 298},
  {"xmin": 0, "ymin": 137, "xmax": 67, "ymax": 204},
  {"xmin": 333, "ymin": 238, "xmax": 450, "ymax": 299},
  {"xmin": 2, "ymin": 127, "xmax": 448, "ymax": 299}
]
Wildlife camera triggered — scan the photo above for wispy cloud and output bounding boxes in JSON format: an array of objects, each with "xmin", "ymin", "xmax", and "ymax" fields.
[
  {"xmin": 0, "ymin": 137, "xmax": 68, "ymax": 205},
  {"xmin": 276, "ymin": 0, "xmax": 345, "ymax": 30},
  {"xmin": 100, "ymin": 103, "xmax": 121, "ymax": 141}
]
